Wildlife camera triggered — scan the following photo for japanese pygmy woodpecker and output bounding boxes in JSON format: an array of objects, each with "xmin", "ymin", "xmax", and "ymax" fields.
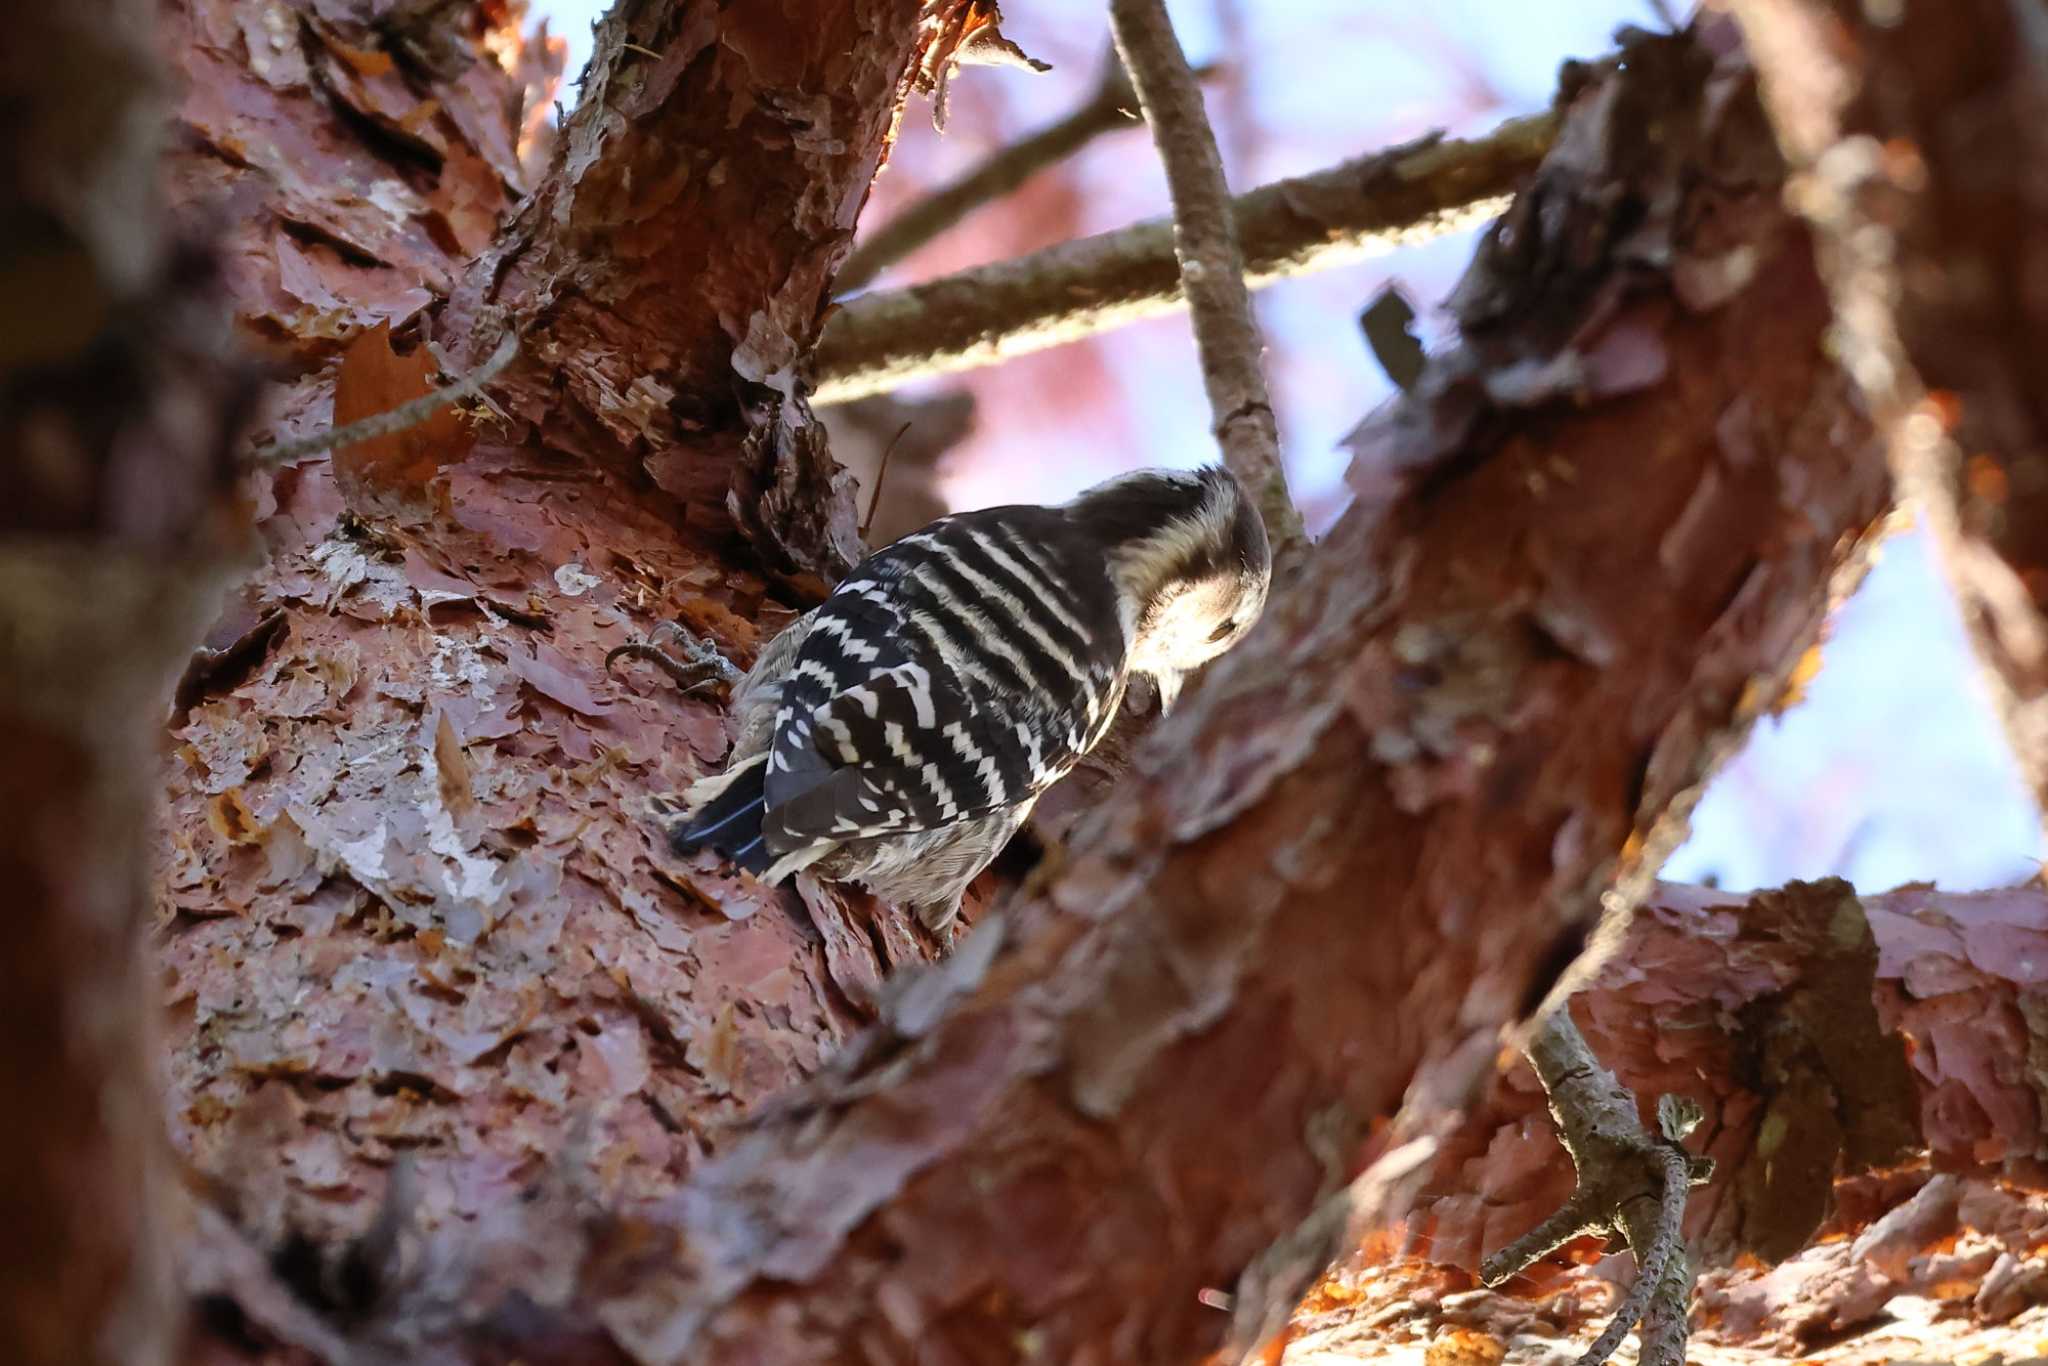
[{"xmin": 670, "ymin": 464, "xmax": 1272, "ymax": 931}]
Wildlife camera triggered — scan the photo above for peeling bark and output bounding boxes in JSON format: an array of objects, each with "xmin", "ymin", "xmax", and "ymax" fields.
[
  {"xmin": 130, "ymin": 9, "xmax": 1935, "ymax": 1366},
  {"xmin": 162, "ymin": 0, "xmax": 558, "ymax": 361},
  {"xmin": 1730, "ymin": 0, "xmax": 2048, "ymax": 816},
  {"xmin": 1394, "ymin": 876, "xmax": 2048, "ymax": 1282},
  {"xmin": 439, "ymin": 0, "xmax": 934, "ymax": 540},
  {"xmin": 555, "ymin": 26, "xmax": 1890, "ymax": 1364},
  {"xmin": 146, "ymin": 2, "xmax": 983, "ymax": 1361}
]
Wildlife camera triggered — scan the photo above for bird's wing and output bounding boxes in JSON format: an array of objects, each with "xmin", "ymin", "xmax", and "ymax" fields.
[
  {"xmin": 760, "ymin": 508, "xmax": 1123, "ymax": 848},
  {"xmin": 763, "ymin": 663, "xmax": 1063, "ymax": 845}
]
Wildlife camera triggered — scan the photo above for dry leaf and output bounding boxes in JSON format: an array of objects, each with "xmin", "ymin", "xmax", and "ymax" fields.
[{"xmin": 330, "ymin": 322, "xmax": 475, "ymax": 515}]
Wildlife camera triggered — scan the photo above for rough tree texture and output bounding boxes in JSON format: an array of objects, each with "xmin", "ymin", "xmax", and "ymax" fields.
[
  {"xmin": 1730, "ymin": 0, "xmax": 2048, "ymax": 815},
  {"xmin": 137, "ymin": 5, "xmax": 2028, "ymax": 1364},
  {"xmin": 533, "ymin": 27, "xmax": 1892, "ymax": 1364},
  {"xmin": 2, "ymin": 2, "xmax": 250, "ymax": 1362},
  {"xmin": 1401, "ymin": 878, "xmax": 2048, "ymax": 1274},
  {"xmin": 1279, "ymin": 879, "xmax": 2048, "ymax": 1363},
  {"xmin": 162, "ymin": 0, "xmax": 560, "ymax": 366},
  {"xmin": 435, "ymin": 0, "xmax": 967, "ymax": 575},
  {"xmin": 147, "ymin": 2, "xmax": 996, "ymax": 1360},
  {"xmin": 446, "ymin": 0, "xmax": 923, "ymax": 399}
]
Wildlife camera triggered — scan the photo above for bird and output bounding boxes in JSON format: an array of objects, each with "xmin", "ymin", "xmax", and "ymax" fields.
[{"xmin": 667, "ymin": 464, "xmax": 1272, "ymax": 934}]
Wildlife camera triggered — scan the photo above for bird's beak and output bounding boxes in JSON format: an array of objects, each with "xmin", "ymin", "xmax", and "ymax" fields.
[{"xmin": 1153, "ymin": 670, "xmax": 1183, "ymax": 715}]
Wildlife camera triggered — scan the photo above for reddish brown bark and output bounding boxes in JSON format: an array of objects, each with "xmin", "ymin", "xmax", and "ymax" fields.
[
  {"xmin": 145, "ymin": 1, "xmax": 991, "ymax": 1360},
  {"xmin": 444, "ymin": 0, "xmax": 926, "ymax": 412},
  {"xmin": 131, "ymin": 8, "xmax": 1988, "ymax": 1366},
  {"xmin": 1731, "ymin": 0, "xmax": 2048, "ymax": 812},
  {"xmin": 550, "ymin": 28, "xmax": 1891, "ymax": 1363},
  {"xmin": 3, "ymin": 2, "xmax": 249, "ymax": 1362},
  {"xmin": 163, "ymin": 0, "xmax": 559, "ymax": 363},
  {"xmin": 428, "ymin": 0, "xmax": 988, "ymax": 585},
  {"xmin": 1398, "ymin": 878, "xmax": 2048, "ymax": 1280}
]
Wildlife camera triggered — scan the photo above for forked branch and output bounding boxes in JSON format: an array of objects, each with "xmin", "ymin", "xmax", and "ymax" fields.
[{"xmin": 1481, "ymin": 1012, "xmax": 1712, "ymax": 1366}]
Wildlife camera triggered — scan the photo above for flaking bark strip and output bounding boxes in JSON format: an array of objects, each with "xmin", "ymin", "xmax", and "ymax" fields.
[
  {"xmin": 2017, "ymin": 990, "xmax": 2048, "ymax": 1164},
  {"xmin": 1729, "ymin": 880, "xmax": 1920, "ymax": 1261}
]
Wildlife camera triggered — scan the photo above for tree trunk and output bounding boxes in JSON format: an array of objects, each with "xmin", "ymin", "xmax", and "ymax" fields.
[
  {"xmin": 152, "ymin": 0, "xmax": 983, "ymax": 1356},
  {"xmin": 2, "ymin": 3, "xmax": 250, "ymax": 1362},
  {"xmin": 581, "ymin": 28, "xmax": 1892, "ymax": 1362}
]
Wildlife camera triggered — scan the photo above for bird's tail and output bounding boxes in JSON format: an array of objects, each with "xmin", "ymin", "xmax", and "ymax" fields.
[{"xmin": 670, "ymin": 753, "xmax": 773, "ymax": 874}]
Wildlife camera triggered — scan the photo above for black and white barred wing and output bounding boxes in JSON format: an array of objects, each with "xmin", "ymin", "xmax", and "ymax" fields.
[{"xmin": 760, "ymin": 507, "xmax": 1125, "ymax": 854}]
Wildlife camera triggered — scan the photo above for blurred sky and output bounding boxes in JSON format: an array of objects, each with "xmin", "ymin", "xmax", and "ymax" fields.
[{"xmin": 529, "ymin": 0, "xmax": 2046, "ymax": 894}]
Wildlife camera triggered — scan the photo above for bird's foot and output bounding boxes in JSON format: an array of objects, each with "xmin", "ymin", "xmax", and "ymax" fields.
[{"xmin": 606, "ymin": 621, "xmax": 744, "ymax": 695}]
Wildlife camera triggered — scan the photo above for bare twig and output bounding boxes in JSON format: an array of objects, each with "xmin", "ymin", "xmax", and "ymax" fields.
[
  {"xmin": 810, "ymin": 115, "xmax": 1552, "ymax": 406},
  {"xmin": 836, "ymin": 50, "xmax": 1218, "ymax": 293},
  {"xmin": 859, "ymin": 420, "xmax": 912, "ymax": 542},
  {"xmin": 1108, "ymin": 0, "xmax": 1296, "ymax": 545},
  {"xmin": 251, "ymin": 330, "xmax": 521, "ymax": 465},
  {"xmin": 1480, "ymin": 1012, "xmax": 1710, "ymax": 1366}
]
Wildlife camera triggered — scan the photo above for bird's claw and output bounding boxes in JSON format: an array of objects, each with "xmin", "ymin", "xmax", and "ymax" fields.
[{"xmin": 606, "ymin": 621, "xmax": 744, "ymax": 694}]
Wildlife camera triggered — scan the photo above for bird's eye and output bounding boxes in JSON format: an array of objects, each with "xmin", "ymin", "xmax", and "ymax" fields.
[{"xmin": 1208, "ymin": 618, "xmax": 1238, "ymax": 644}]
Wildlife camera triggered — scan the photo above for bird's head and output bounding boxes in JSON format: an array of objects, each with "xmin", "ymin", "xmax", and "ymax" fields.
[{"xmin": 1067, "ymin": 464, "xmax": 1272, "ymax": 710}]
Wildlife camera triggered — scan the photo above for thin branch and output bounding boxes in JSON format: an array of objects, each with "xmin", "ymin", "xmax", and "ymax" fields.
[
  {"xmin": 1109, "ymin": 0, "xmax": 1294, "ymax": 543},
  {"xmin": 252, "ymin": 330, "xmax": 521, "ymax": 465},
  {"xmin": 810, "ymin": 114, "xmax": 1552, "ymax": 405},
  {"xmin": 859, "ymin": 420, "xmax": 912, "ymax": 541},
  {"xmin": 836, "ymin": 50, "xmax": 1217, "ymax": 293},
  {"xmin": 1481, "ymin": 1011, "xmax": 1710, "ymax": 1366},
  {"xmin": 1481, "ymin": 1191, "xmax": 1606, "ymax": 1276}
]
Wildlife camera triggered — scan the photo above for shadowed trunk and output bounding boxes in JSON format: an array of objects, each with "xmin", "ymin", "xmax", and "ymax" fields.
[{"xmin": 2, "ymin": 2, "xmax": 250, "ymax": 1361}]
